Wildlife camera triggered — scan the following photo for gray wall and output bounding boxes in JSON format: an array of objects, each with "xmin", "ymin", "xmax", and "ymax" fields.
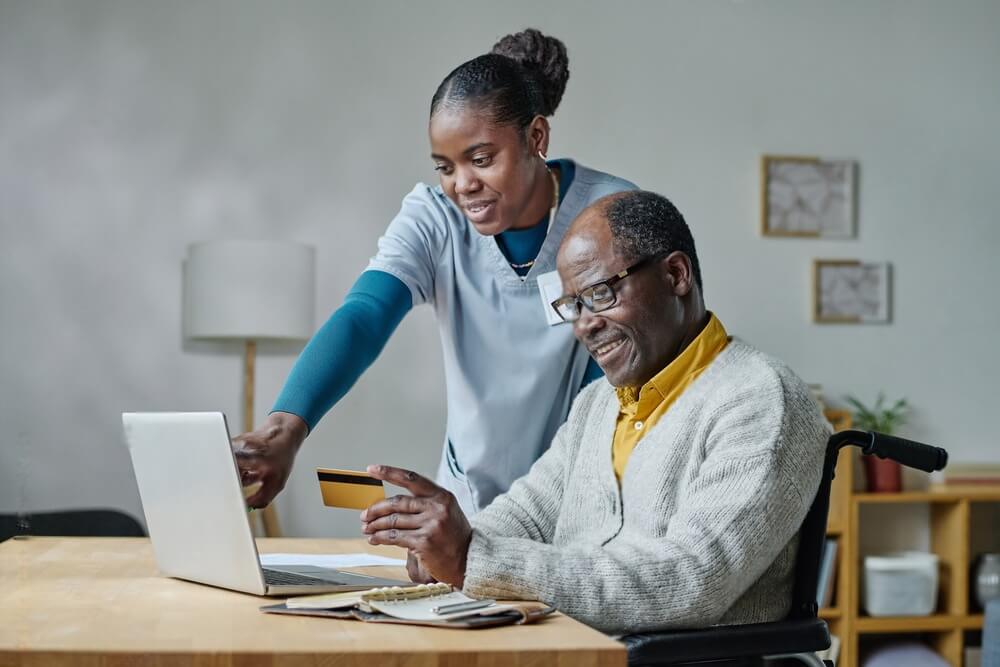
[{"xmin": 1, "ymin": 0, "xmax": 997, "ymax": 538}]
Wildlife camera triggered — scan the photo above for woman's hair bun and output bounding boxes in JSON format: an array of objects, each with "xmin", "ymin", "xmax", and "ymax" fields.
[{"xmin": 491, "ymin": 28, "xmax": 569, "ymax": 117}]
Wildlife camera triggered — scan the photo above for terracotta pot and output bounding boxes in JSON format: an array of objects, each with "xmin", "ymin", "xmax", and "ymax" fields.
[{"xmin": 863, "ymin": 455, "xmax": 902, "ymax": 493}]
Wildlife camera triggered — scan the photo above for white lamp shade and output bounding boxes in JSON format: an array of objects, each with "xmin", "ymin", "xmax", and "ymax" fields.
[{"xmin": 183, "ymin": 240, "xmax": 315, "ymax": 341}]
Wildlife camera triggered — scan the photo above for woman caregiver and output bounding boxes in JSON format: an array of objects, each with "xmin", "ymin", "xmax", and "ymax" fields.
[{"xmin": 234, "ymin": 29, "xmax": 636, "ymax": 521}]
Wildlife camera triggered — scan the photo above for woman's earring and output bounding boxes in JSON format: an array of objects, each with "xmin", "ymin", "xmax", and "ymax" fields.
[{"xmin": 538, "ymin": 150, "xmax": 548, "ymax": 161}]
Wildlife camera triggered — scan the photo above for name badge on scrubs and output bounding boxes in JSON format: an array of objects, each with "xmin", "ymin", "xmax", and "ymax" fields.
[{"xmin": 536, "ymin": 270, "xmax": 567, "ymax": 326}]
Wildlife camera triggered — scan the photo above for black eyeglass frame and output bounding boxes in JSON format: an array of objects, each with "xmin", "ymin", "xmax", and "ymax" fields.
[{"xmin": 549, "ymin": 252, "xmax": 668, "ymax": 323}]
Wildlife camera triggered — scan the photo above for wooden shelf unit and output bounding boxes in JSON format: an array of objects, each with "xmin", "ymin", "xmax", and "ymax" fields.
[
  {"xmin": 820, "ymin": 410, "xmax": 1000, "ymax": 666},
  {"xmin": 854, "ymin": 614, "xmax": 985, "ymax": 633}
]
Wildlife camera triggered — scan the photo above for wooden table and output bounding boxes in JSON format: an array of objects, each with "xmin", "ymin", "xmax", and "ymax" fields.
[{"xmin": 0, "ymin": 537, "xmax": 625, "ymax": 666}]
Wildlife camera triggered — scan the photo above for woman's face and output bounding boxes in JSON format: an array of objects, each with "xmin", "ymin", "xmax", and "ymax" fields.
[{"xmin": 429, "ymin": 107, "xmax": 547, "ymax": 236}]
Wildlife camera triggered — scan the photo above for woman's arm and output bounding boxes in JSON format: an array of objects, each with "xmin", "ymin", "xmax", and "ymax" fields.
[
  {"xmin": 235, "ymin": 270, "xmax": 412, "ymax": 508},
  {"xmin": 237, "ymin": 184, "xmax": 452, "ymax": 508},
  {"xmin": 271, "ymin": 270, "xmax": 412, "ymax": 429}
]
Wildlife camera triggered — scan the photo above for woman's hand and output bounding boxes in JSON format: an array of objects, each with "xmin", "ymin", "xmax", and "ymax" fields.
[
  {"xmin": 360, "ymin": 465, "xmax": 472, "ymax": 588},
  {"xmin": 231, "ymin": 412, "xmax": 309, "ymax": 509}
]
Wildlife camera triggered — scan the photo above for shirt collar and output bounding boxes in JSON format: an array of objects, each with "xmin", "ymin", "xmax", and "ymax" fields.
[{"xmin": 615, "ymin": 312, "xmax": 729, "ymax": 410}]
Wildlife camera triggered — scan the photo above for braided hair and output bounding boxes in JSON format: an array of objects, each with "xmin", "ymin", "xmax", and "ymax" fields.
[{"xmin": 430, "ymin": 28, "xmax": 570, "ymax": 131}]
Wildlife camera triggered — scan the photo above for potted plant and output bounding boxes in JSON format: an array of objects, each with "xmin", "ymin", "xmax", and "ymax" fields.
[{"xmin": 845, "ymin": 393, "xmax": 909, "ymax": 493}]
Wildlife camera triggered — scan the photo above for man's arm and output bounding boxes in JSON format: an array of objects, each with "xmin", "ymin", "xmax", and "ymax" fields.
[
  {"xmin": 466, "ymin": 424, "xmax": 572, "ymax": 543},
  {"xmin": 363, "ymin": 378, "xmax": 826, "ymax": 635},
  {"xmin": 463, "ymin": 432, "xmax": 823, "ymax": 635},
  {"xmin": 360, "ymin": 410, "xmax": 581, "ymax": 583},
  {"xmin": 362, "ymin": 431, "xmax": 819, "ymax": 635},
  {"xmin": 360, "ymin": 385, "xmax": 601, "ymax": 582},
  {"xmin": 465, "ymin": 380, "xmax": 600, "ymax": 542}
]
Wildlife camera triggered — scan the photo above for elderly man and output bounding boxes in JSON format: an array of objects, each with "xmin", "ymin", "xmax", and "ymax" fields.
[{"xmin": 361, "ymin": 190, "xmax": 829, "ymax": 635}]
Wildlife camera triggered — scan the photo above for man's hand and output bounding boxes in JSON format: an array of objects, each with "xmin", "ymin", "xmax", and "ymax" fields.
[
  {"xmin": 407, "ymin": 551, "xmax": 436, "ymax": 584},
  {"xmin": 231, "ymin": 412, "xmax": 308, "ymax": 509},
  {"xmin": 360, "ymin": 465, "xmax": 472, "ymax": 587}
]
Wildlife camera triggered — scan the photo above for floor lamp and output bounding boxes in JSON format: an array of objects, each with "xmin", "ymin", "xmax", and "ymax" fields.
[{"xmin": 183, "ymin": 240, "xmax": 315, "ymax": 537}]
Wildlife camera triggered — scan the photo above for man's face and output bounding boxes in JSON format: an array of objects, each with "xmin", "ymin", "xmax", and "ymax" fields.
[{"xmin": 556, "ymin": 209, "xmax": 689, "ymax": 388}]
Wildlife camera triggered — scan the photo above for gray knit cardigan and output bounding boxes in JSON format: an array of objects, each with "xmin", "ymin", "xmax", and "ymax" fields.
[{"xmin": 463, "ymin": 339, "xmax": 830, "ymax": 635}]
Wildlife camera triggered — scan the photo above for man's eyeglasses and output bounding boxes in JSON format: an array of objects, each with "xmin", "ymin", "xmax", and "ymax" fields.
[{"xmin": 550, "ymin": 253, "xmax": 667, "ymax": 323}]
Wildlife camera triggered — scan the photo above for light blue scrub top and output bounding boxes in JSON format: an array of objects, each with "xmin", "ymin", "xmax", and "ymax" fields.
[{"xmin": 367, "ymin": 161, "xmax": 636, "ymax": 513}]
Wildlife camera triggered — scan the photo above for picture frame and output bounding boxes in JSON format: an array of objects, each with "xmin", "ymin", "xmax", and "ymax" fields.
[
  {"xmin": 813, "ymin": 260, "xmax": 891, "ymax": 324},
  {"xmin": 761, "ymin": 155, "xmax": 857, "ymax": 238}
]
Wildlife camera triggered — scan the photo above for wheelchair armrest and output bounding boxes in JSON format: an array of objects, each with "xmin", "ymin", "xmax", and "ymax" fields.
[{"xmin": 621, "ymin": 617, "xmax": 831, "ymax": 666}]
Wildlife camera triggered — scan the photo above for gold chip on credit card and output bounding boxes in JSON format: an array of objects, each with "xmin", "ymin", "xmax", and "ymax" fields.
[{"xmin": 316, "ymin": 468, "xmax": 386, "ymax": 510}]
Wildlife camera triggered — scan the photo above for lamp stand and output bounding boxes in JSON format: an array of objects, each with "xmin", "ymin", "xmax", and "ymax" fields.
[{"xmin": 244, "ymin": 340, "xmax": 282, "ymax": 538}]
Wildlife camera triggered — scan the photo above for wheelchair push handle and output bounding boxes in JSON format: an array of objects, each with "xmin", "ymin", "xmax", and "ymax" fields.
[{"xmin": 862, "ymin": 432, "xmax": 948, "ymax": 473}]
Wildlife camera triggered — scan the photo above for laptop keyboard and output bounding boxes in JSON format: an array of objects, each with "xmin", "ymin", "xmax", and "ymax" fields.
[{"xmin": 263, "ymin": 568, "xmax": 343, "ymax": 586}]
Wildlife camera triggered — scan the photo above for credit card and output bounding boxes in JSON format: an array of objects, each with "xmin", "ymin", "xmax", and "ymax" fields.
[{"xmin": 316, "ymin": 468, "xmax": 385, "ymax": 510}]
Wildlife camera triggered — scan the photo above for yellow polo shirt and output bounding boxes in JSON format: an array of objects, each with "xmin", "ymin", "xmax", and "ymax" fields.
[{"xmin": 612, "ymin": 313, "xmax": 729, "ymax": 481}]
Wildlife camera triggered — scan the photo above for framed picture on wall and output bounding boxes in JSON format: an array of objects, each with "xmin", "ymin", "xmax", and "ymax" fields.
[
  {"xmin": 761, "ymin": 156, "xmax": 857, "ymax": 238},
  {"xmin": 813, "ymin": 260, "xmax": 891, "ymax": 324}
]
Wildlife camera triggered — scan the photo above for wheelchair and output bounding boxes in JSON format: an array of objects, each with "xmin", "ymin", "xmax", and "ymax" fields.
[{"xmin": 621, "ymin": 430, "xmax": 948, "ymax": 667}]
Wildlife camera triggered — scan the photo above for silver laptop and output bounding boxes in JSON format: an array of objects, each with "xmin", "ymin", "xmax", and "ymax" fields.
[{"xmin": 122, "ymin": 411, "xmax": 407, "ymax": 596}]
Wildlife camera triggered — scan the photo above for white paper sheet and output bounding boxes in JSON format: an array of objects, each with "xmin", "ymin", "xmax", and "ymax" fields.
[
  {"xmin": 366, "ymin": 591, "xmax": 514, "ymax": 622},
  {"xmin": 260, "ymin": 552, "xmax": 406, "ymax": 568}
]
